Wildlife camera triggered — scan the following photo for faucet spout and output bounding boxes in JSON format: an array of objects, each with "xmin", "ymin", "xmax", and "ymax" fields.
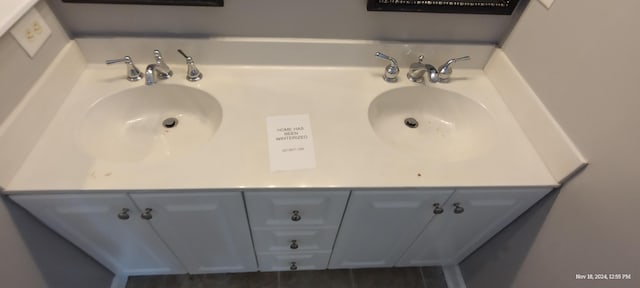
[
  {"xmin": 145, "ymin": 62, "xmax": 174, "ymax": 86},
  {"xmin": 144, "ymin": 50, "xmax": 174, "ymax": 85},
  {"xmin": 407, "ymin": 55, "xmax": 437, "ymax": 83},
  {"xmin": 145, "ymin": 64, "xmax": 158, "ymax": 86},
  {"xmin": 407, "ymin": 66, "xmax": 429, "ymax": 83},
  {"xmin": 406, "ymin": 55, "xmax": 471, "ymax": 83},
  {"xmin": 407, "ymin": 64, "xmax": 438, "ymax": 83},
  {"xmin": 407, "ymin": 56, "xmax": 439, "ymax": 83}
]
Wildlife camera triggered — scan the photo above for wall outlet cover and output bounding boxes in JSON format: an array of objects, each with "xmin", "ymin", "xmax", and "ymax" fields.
[
  {"xmin": 538, "ymin": 0, "xmax": 555, "ymax": 9},
  {"xmin": 10, "ymin": 8, "xmax": 52, "ymax": 58}
]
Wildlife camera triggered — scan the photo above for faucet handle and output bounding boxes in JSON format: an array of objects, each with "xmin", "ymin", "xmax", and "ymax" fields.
[
  {"xmin": 152, "ymin": 49, "xmax": 173, "ymax": 79},
  {"xmin": 105, "ymin": 57, "xmax": 130, "ymax": 65},
  {"xmin": 375, "ymin": 52, "xmax": 399, "ymax": 83},
  {"xmin": 153, "ymin": 49, "xmax": 165, "ymax": 63},
  {"xmin": 375, "ymin": 52, "xmax": 399, "ymax": 66},
  {"xmin": 177, "ymin": 49, "xmax": 203, "ymax": 81},
  {"xmin": 438, "ymin": 56, "xmax": 471, "ymax": 83},
  {"xmin": 105, "ymin": 56, "xmax": 143, "ymax": 82}
]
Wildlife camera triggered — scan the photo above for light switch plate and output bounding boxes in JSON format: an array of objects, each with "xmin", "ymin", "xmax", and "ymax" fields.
[
  {"xmin": 538, "ymin": 0, "xmax": 555, "ymax": 9},
  {"xmin": 10, "ymin": 8, "xmax": 52, "ymax": 58}
]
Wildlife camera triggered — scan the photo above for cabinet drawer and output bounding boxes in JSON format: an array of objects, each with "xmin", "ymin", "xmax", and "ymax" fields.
[
  {"xmin": 244, "ymin": 191, "xmax": 349, "ymax": 228},
  {"xmin": 256, "ymin": 252, "xmax": 331, "ymax": 271},
  {"xmin": 252, "ymin": 228, "xmax": 338, "ymax": 253}
]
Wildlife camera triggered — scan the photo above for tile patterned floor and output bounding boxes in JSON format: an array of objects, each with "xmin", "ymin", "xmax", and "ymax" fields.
[{"xmin": 126, "ymin": 267, "xmax": 447, "ymax": 288}]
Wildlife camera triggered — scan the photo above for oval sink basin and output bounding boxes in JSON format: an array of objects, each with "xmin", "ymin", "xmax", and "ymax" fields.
[
  {"xmin": 76, "ymin": 84, "xmax": 222, "ymax": 162},
  {"xmin": 368, "ymin": 86, "xmax": 496, "ymax": 161}
]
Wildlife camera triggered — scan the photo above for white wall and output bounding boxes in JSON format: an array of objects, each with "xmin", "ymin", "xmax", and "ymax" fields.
[
  {"xmin": 0, "ymin": 1, "xmax": 114, "ymax": 287},
  {"xmin": 46, "ymin": 0, "xmax": 523, "ymax": 43},
  {"xmin": 461, "ymin": 1, "xmax": 640, "ymax": 287}
]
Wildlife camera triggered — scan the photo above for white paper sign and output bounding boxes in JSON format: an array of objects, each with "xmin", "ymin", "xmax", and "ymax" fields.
[{"xmin": 266, "ymin": 114, "xmax": 316, "ymax": 171}]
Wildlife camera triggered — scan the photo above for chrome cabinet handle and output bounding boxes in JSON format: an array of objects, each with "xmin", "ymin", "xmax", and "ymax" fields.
[
  {"xmin": 290, "ymin": 262, "xmax": 298, "ymax": 271},
  {"xmin": 141, "ymin": 208, "xmax": 153, "ymax": 220},
  {"xmin": 290, "ymin": 240, "xmax": 299, "ymax": 250},
  {"xmin": 291, "ymin": 210, "xmax": 301, "ymax": 222},
  {"xmin": 117, "ymin": 208, "xmax": 130, "ymax": 220},
  {"xmin": 453, "ymin": 203, "xmax": 465, "ymax": 214},
  {"xmin": 432, "ymin": 203, "xmax": 444, "ymax": 215}
]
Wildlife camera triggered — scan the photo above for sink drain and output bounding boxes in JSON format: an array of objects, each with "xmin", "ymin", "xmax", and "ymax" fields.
[
  {"xmin": 404, "ymin": 117, "xmax": 419, "ymax": 128},
  {"xmin": 162, "ymin": 117, "xmax": 179, "ymax": 128}
]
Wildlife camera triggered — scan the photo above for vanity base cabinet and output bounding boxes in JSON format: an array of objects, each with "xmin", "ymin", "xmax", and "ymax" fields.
[
  {"xmin": 329, "ymin": 189, "xmax": 453, "ymax": 269},
  {"xmin": 10, "ymin": 193, "xmax": 186, "ymax": 276},
  {"xmin": 10, "ymin": 187, "xmax": 552, "ymax": 276},
  {"xmin": 396, "ymin": 188, "xmax": 550, "ymax": 266},
  {"xmin": 130, "ymin": 192, "xmax": 258, "ymax": 274}
]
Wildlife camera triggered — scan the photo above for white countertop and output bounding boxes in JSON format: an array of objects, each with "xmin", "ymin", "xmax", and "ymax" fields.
[
  {"xmin": 6, "ymin": 61, "xmax": 557, "ymax": 192},
  {"xmin": 0, "ymin": 0, "xmax": 38, "ymax": 36}
]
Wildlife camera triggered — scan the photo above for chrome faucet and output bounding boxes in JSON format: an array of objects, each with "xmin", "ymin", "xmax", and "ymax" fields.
[
  {"xmin": 437, "ymin": 56, "xmax": 471, "ymax": 82},
  {"xmin": 375, "ymin": 52, "xmax": 399, "ymax": 83},
  {"xmin": 177, "ymin": 49, "xmax": 203, "ymax": 81},
  {"xmin": 407, "ymin": 55, "xmax": 471, "ymax": 83},
  {"xmin": 105, "ymin": 56, "xmax": 143, "ymax": 81},
  {"xmin": 145, "ymin": 64, "xmax": 161, "ymax": 85},
  {"xmin": 406, "ymin": 55, "xmax": 429, "ymax": 83},
  {"xmin": 145, "ymin": 50, "xmax": 173, "ymax": 85}
]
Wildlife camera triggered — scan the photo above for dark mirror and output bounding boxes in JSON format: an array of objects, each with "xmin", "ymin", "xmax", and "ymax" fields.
[
  {"xmin": 62, "ymin": 0, "xmax": 223, "ymax": 6},
  {"xmin": 367, "ymin": 0, "xmax": 520, "ymax": 15}
]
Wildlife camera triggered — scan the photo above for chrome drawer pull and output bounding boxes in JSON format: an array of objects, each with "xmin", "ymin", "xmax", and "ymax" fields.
[{"xmin": 291, "ymin": 210, "xmax": 301, "ymax": 222}]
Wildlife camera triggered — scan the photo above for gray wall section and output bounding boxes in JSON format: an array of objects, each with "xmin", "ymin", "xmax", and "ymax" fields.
[
  {"xmin": 46, "ymin": 0, "xmax": 525, "ymax": 43},
  {"xmin": 460, "ymin": 188, "xmax": 561, "ymax": 287},
  {"xmin": 1, "ymin": 196, "xmax": 114, "ymax": 288},
  {"xmin": 0, "ymin": 1, "xmax": 69, "ymax": 124},
  {"xmin": 0, "ymin": 1, "xmax": 114, "ymax": 287},
  {"xmin": 462, "ymin": 1, "xmax": 640, "ymax": 287}
]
